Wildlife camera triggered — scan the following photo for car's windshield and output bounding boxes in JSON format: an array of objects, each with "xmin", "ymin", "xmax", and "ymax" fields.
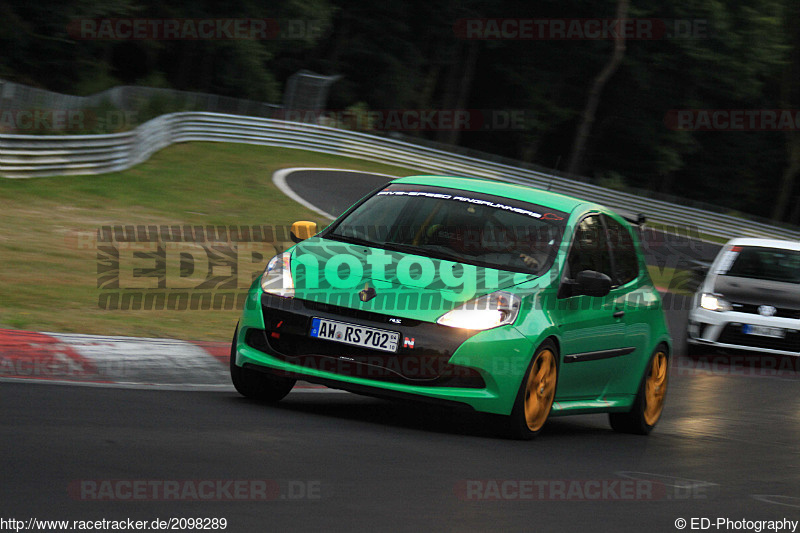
[
  {"xmin": 326, "ymin": 183, "xmax": 569, "ymax": 274},
  {"xmin": 721, "ymin": 246, "xmax": 800, "ymax": 283}
]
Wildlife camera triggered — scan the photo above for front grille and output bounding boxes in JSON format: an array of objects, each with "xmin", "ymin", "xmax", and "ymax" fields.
[
  {"xmin": 729, "ymin": 302, "xmax": 800, "ymax": 319},
  {"xmin": 252, "ymin": 293, "xmax": 481, "ymax": 388},
  {"xmin": 717, "ymin": 323, "xmax": 800, "ymax": 352},
  {"xmin": 303, "ymin": 300, "xmax": 422, "ymax": 326}
]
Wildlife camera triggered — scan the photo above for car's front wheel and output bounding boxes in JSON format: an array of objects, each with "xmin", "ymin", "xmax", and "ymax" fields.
[
  {"xmin": 502, "ymin": 340, "xmax": 559, "ymax": 440},
  {"xmin": 609, "ymin": 345, "xmax": 668, "ymax": 435},
  {"xmin": 230, "ymin": 325, "xmax": 295, "ymax": 402}
]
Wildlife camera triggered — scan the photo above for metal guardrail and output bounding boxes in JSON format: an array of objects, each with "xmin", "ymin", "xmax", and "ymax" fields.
[{"xmin": 1, "ymin": 111, "xmax": 798, "ymax": 241}]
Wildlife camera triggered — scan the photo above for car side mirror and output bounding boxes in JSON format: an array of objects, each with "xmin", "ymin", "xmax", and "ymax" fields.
[
  {"xmin": 574, "ymin": 270, "xmax": 612, "ymax": 297},
  {"xmin": 290, "ymin": 221, "xmax": 318, "ymax": 243}
]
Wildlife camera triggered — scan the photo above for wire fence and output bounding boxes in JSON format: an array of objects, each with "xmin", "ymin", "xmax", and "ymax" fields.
[{"xmin": 0, "ymin": 79, "xmax": 281, "ymax": 120}]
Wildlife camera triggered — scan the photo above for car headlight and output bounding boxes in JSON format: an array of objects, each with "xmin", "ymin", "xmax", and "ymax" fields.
[
  {"xmin": 699, "ymin": 292, "xmax": 731, "ymax": 312},
  {"xmin": 437, "ymin": 291, "xmax": 521, "ymax": 330},
  {"xmin": 260, "ymin": 253, "xmax": 294, "ymax": 297}
]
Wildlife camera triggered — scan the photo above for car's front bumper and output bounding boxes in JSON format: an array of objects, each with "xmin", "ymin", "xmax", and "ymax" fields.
[
  {"xmin": 234, "ymin": 292, "xmax": 537, "ymax": 415},
  {"xmin": 687, "ymin": 306, "xmax": 800, "ymax": 356}
]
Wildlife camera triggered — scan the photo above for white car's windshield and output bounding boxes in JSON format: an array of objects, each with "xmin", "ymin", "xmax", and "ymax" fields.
[{"xmin": 723, "ymin": 246, "xmax": 800, "ymax": 283}]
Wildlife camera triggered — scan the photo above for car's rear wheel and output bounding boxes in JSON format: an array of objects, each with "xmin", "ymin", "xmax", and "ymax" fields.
[
  {"xmin": 502, "ymin": 340, "xmax": 558, "ymax": 440},
  {"xmin": 609, "ymin": 345, "xmax": 668, "ymax": 435},
  {"xmin": 230, "ymin": 325, "xmax": 295, "ymax": 402}
]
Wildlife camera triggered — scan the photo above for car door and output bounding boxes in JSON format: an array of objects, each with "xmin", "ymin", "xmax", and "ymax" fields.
[
  {"xmin": 554, "ymin": 214, "xmax": 627, "ymax": 401},
  {"xmin": 602, "ymin": 214, "xmax": 652, "ymax": 396}
]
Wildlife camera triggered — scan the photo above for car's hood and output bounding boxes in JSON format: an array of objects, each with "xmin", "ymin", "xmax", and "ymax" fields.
[
  {"xmin": 289, "ymin": 237, "xmax": 541, "ymax": 322},
  {"xmin": 714, "ymin": 275, "xmax": 800, "ymax": 309}
]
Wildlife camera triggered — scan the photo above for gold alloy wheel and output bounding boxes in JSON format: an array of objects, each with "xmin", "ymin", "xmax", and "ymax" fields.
[
  {"xmin": 524, "ymin": 349, "xmax": 557, "ymax": 432},
  {"xmin": 643, "ymin": 351, "xmax": 668, "ymax": 426}
]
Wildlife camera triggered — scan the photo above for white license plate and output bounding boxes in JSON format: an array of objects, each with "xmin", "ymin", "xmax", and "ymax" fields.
[
  {"xmin": 742, "ymin": 324, "xmax": 786, "ymax": 338},
  {"xmin": 309, "ymin": 318, "xmax": 399, "ymax": 353}
]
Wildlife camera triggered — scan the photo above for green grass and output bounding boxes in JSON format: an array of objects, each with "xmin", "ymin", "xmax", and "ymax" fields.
[{"xmin": 0, "ymin": 142, "xmax": 415, "ymax": 341}]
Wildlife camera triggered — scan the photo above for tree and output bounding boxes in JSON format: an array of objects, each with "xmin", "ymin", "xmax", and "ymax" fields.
[
  {"xmin": 566, "ymin": 0, "xmax": 630, "ymax": 176},
  {"xmin": 772, "ymin": 0, "xmax": 800, "ymax": 222}
]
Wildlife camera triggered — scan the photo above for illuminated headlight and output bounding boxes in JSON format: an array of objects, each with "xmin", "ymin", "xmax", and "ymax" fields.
[
  {"xmin": 699, "ymin": 292, "xmax": 731, "ymax": 312},
  {"xmin": 437, "ymin": 291, "xmax": 521, "ymax": 330},
  {"xmin": 260, "ymin": 253, "xmax": 294, "ymax": 297}
]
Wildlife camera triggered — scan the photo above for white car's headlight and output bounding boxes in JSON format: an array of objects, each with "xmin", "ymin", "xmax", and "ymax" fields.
[
  {"xmin": 699, "ymin": 292, "xmax": 731, "ymax": 312},
  {"xmin": 437, "ymin": 291, "xmax": 521, "ymax": 330},
  {"xmin": 260, "ymin": 253, "xmax": 294, "ymax": 297}
]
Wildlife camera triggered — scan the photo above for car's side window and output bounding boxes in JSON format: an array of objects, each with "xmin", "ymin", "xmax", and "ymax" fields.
[
  {"xmin": 566, "ymin": 215, "xmax": 612, "ymax": 280},
  {"xmin": 604, "ymin": 216, "xmax": 639, "ymax": 286}
]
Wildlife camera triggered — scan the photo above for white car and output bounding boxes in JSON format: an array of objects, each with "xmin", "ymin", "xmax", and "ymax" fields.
[{"xmin": 687, "ymin": 237, "xmax": 800, "ymax": 356}]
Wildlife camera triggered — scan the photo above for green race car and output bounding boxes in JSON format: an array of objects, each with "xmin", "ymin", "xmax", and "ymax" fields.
[{"xmin": 231, "ymin": 175, "xmax": 671, "ymax": 439}]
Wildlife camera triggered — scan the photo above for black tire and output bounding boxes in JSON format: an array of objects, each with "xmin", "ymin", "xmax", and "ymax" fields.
[
  {"xmin": 500, "ymin": 339, "xmax": 559, "ymax": 440},
  {"xmin": 609, "ymin": 345, "xmax": 669, "ymax": 435},
  {"xmin": 230, "ymin": 325, "xmax": 295, "ymax": 402}
]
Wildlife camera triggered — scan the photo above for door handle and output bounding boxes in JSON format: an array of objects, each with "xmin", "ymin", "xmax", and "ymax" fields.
[{"xmin": 613, "ymin": 310, "xmax": 625, "ymax": 318}]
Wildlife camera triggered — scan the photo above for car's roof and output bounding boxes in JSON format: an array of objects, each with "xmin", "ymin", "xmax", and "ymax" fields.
[
  {"xmin": 724, "ymin": 237, "xmax": 800, "ymax": 251},
  {"xmin": 392, "ymin": 175, "xmax": 598, "ymax": 214}
]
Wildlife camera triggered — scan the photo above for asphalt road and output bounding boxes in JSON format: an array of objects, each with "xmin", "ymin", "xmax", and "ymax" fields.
[
  {"xmin": 3, "ymin": 367, "xmax": 800, "ymax": 531},
  {"xmin": 1, "ymin": 169, "xmax": 797, "ymax": 533}
]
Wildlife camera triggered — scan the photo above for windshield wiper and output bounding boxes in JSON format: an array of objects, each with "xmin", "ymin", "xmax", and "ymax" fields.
[
  {"xmin": 382, "ymin": 242, "xmax": 470, "ymax": 264},
  {"xmin": 327, "ymin": 234, "xmax": 380, "ymax": 248}
]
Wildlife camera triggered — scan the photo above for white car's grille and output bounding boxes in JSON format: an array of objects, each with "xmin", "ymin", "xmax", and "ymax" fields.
[{"xmin": 729, "ymin": 302, "xmax": 800, "ymax": 319}]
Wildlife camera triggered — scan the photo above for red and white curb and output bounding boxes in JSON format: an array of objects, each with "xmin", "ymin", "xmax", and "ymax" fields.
[{"xmin": 0, "ymin": 328, "xmax": 329, "ymax": 391}]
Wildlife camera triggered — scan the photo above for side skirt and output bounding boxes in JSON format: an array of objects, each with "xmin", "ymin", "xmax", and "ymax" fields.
[{"xmin": 549, "ymin": 396, "xmax": 635, "ymax": 416}]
